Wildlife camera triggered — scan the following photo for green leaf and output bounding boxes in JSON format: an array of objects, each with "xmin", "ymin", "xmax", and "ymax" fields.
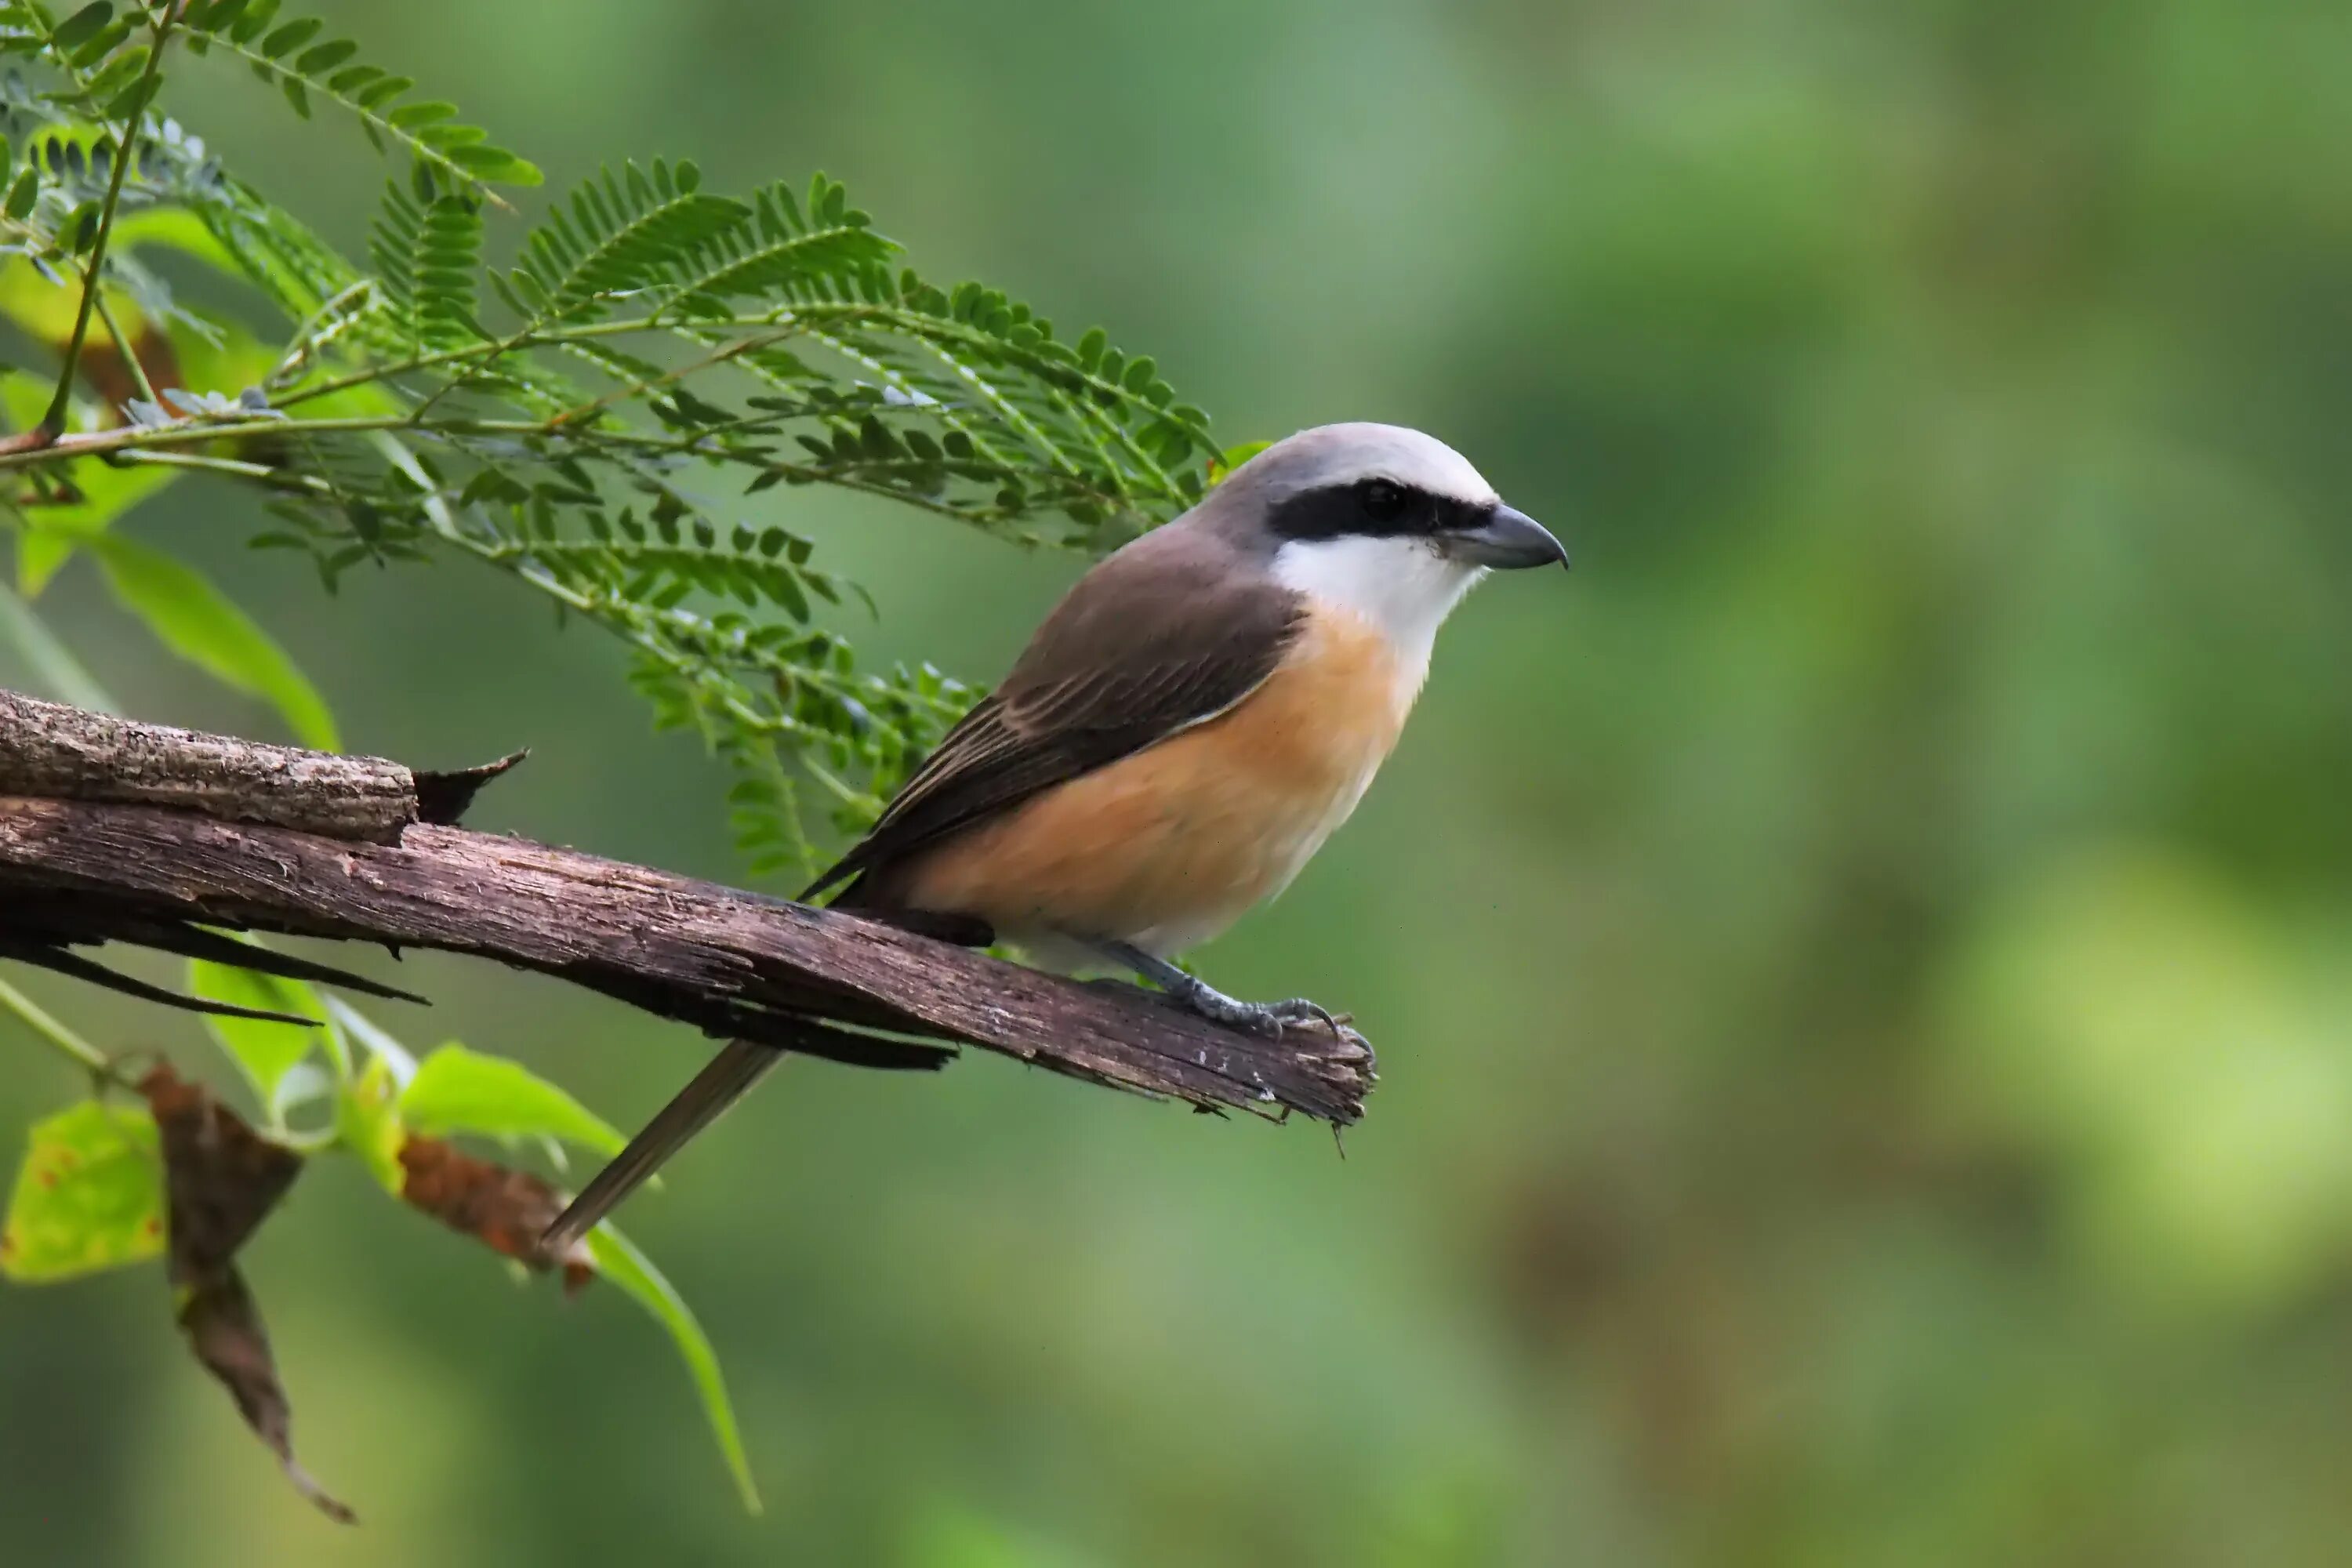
[
  {"xmin": 101, "ymin": 72, "xmax": 160, "ymax": 125},
  {"xmin": 111, "ymin": 207, "xmax": 248, "ymax": 273},
  {"xmin": 293, "ymin": 38, "xmax": 355, "ymax": 74},
  {"xmin": 398, "ymin": 1043, "xmax": 631, "ymax": 1157},
  {"xmin": 187, "ymin": 958, "xmax": 324, "ymax": 1117},
  {"xmin": 186, "ymin": 12, "xmax": 539, "ymax": 197},
  {"xmin": 1, "ymin": 1101, "xmax": 164, "ymax": 1283},
  {"xmin": 514, "ymin": 164, "xmax": 748, "ymax": 317},
  {"xmin": 227, "ymin": 0, "xmax": 279, "ymax": 43},
  {"xmin": 259, "ymin": 16, "xmax": 321, "ymax": 56},
  {"xmin": 386, "ymin": 100, "xmax": 456, "ymax": 129},
  {"xmin": 584, "ymin": 1225, "xmax": 760, "ymax": 1513},
  {"xmin": 89, "ymin": 536, "xmax": 341, "ymax": 750},
  {"xmin": 1210, "ymin": 439, "xmax": 1272, "ymax": 485},
  {"xmin": 49, "ymin": 2, "xmax": 115, "ymax": 52}
]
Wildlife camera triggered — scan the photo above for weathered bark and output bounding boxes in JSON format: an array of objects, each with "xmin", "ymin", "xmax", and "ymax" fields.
[
  {"xmin": 0, "ymin": 689, "xmax": 519, "ymax": 844},
  {"xmin": 0, "ymin": 692, "xmax": 1373, "ymax": 1126}
]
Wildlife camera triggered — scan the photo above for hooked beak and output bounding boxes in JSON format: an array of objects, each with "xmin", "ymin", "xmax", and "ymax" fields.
[{"xmin": 1442, "ymin": 503, "xmax": 1569, "ymax": 571}]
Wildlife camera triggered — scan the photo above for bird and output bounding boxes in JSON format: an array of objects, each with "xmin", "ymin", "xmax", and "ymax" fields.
[{"xmin": 542, "ymin": 423, "xmax": 1566, "ymax": 1250}]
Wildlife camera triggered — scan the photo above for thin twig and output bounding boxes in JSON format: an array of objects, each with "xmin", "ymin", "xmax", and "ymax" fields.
[
  {"xmin": 113, "ymin": 448, "xmax": 335, "ymax": 492},
  {"xmin": 541, "ymin": 328, "xmax": 804, "ymax": 430},
  {"xmin": 0, "ymin": 974, "xmax": 120, "ymax": 1080},
  {"xmin": 270, "ymin": 305, "xmax": 852, "ymax": 412},
  {"xmin": 400, "ymin": 315, "xmax": 553, "ymax": 426},
  {"xmin": 266, "ymin": 278, "xmax": 376, "ymax": 389},
  {"xmin": 42, "ymin": 7, "xmax": 177, "ymax": 436},
  {"xmin": 93, "ymin": 294, "xmax": 162, "ymax": 410}
]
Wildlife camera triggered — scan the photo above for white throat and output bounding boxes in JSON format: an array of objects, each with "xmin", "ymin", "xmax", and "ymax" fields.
[{"xmin": 1271, "ymin": 535, "xmax": 1485, "ymax": 693}]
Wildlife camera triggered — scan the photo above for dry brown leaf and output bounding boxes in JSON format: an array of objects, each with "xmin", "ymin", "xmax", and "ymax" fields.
[
  {"xmin": 138, "ymin": 1065, "xmax": 353, "ymax": 1524},
  {"xmin": 398, "ymin": 1135, "xmax": 593, "ymax": 1293},
  {"xmin": 178, "ymin": 1267, "xmax": 357, "ymax": 1525},
  {"xmin": 139, "ymin": 1064, "xmax": 301, "ymax": 1283}
]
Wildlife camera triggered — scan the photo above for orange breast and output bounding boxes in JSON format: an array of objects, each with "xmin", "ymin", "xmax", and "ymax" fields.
[{"xmin": 895, "ymin": 602, "xmax": 1415, "ymax": 957}]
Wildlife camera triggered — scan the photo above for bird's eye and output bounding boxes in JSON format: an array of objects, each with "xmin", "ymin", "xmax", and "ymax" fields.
[{"xmin": 1359, "ymin": 479, "xmax": 1408, "ymax": 522}]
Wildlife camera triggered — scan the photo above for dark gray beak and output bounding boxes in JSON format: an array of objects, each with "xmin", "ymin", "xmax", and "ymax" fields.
[{"xmin": 1443, "ymin": 503, "xmax": 1569, "ymax": 571}]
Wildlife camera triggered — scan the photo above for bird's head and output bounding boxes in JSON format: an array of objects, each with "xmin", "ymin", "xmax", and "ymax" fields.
[{"xmin": 1200, "ymin": 422, "xmax": 1566, "ymax": 652}]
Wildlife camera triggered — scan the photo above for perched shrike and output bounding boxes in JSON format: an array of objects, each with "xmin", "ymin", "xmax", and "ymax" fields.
[{"xmin": 545, "ymin": 423, "xmax": 1566, "ymax": 1248}]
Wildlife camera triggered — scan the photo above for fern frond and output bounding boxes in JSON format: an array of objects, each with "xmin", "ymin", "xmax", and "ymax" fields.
[
  {"xmin": 0, "ymin": 21, "xmax": 1214, "ymax": 862},
  {"xmin": 649, "ymin": 176, "xmax": 896, "ymax": 321},
  {"xmin": 177, "ymin": 0, "xmax": 539, "ymax": 201},
  {"xmin": 510, "ymin": 160, "xmax": 748, "ymax": 321},
  {"xmin": 724, "ymin": 740, "xmax": 815, "ymax": 880},
  {"xmin": 365, "ymin": 176, "xmax": 481, "ymax": 351}
]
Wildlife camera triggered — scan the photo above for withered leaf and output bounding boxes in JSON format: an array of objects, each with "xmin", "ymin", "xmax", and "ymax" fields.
[
  {"xmin": 399, "ymin": 1135, "xmax": 593, "ymax": 1293},
  {"xmin": 179, "ymin": 1267, "xmax": 357, "ymax": 1525},
  {"xmin": 139, "ymin": 1064, "xmax": 301, "ymax": 1283},
  {"xmin": 140, "ymin": 1065, "xmax": 351, "ymax": 1523}
]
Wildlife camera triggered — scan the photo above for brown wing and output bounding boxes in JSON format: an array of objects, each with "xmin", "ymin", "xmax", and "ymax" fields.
[{"xmin": 804, "ymin": 525, "xmax": 1304, "ymax": 904}]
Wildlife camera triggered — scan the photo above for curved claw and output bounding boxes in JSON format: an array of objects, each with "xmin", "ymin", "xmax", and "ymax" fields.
[
  {"xmin": 1263, "ymin": 997, "xmax": 1336, "ymax": 1033},
  {"xmin": 1223, "ymin": 996, "xmax": 1357, "ymax": 1043}
]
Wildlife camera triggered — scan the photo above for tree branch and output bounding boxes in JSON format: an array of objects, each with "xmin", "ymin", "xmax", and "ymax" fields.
[
  {"xmin": 0, "ymin": 689, "xmax": 518, "ymax": 843},
  {"xmin": 0, "ymin": 692, "xmax": 1374, "ymax": 1125}
]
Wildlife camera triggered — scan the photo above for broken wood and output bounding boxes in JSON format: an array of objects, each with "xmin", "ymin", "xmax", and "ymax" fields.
[
  {"xmin": 0, "ymin": 688, "xmax": 521, "ymax": 844},
  {"xmin": 0, "ymin": 691, "xmax": 1373, "ymax": 1126}
]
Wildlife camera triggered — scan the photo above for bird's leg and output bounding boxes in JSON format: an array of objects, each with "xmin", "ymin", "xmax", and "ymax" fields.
[{"xmin": 1091, "ymin": 941, "xmax": 1345, "ymax": 1039}]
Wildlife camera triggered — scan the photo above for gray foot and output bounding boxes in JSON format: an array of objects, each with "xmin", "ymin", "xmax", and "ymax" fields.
[
  {"xmin": 1092, "ymin": 942, "xmax": 1348, "ymax": 1041},
  {"xmin": 1167, "ymin": 978, "xmax": 1340, "ymax": 1038}
]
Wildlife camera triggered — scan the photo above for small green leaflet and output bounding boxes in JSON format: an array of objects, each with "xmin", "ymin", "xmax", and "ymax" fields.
[
  {"xmin": 187, "ymin": 958, "xmax": 325, "ymax": 1119},
  {"xmin": 398, "ymin": 1043, "xmax": 632, "ymax": 1157},
  {"xmin": 89, "ymin": 535, "xmax": 341, "ymax": 750},
  {"xmin": 181, "ymin": 1, "xmax": 542, "ymax": 200},
  {"xmin": 1, "ymin": 1101, "xmax": 165, "ymax": 1283}
]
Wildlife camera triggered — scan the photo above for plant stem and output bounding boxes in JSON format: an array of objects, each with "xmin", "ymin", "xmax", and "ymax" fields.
[
  {"xmin": 0, "ymin": 412, "xmax": 477, "ymax": 468},
  {"xmin": 266, "ymin": 278, "xmax": 376, "ymax": 390},
  {"xmin": 0, "ymin": 976, "xmax": 118, "ymax": 1079},
  {"xmin": 0, "ymin": 409, "xmax": 1020, "ymax": 526},
  {"xmin": 41, "ymin": 9, "xmax": 176, "ymax": 437},
  {"xmin": 92, "ymin": 293, "xmax": 162, "ymax": 409},
  {"xmin": 541, "ymin": 327, "xmax": 802, "ymax": 430},
  {"xmin": 270, "ymin": 303, "xmax": 873, "ymax": 412},
  {"xmin": 114, "ymin": 447, "xmax": 336, "ymax": 492}
]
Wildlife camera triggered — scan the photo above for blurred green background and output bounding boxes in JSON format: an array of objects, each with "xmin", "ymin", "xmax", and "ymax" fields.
[{"xmin": 5, "ymin": 0, "xmax": 2352, "ymax": 1562}]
